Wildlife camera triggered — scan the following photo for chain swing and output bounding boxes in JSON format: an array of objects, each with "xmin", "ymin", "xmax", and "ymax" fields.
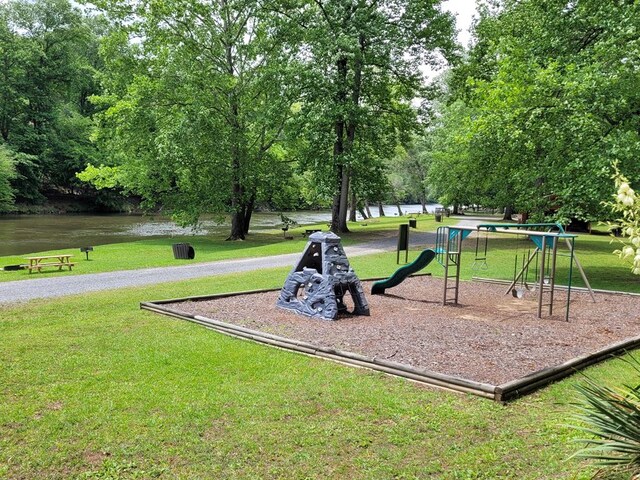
[
  {"xmin": 472, "ymin": 228, "xmax": 489, "ymax": 271},
  {"xmin": 512, "ymin": 233, "xmax": 532, "ymax": 298}
]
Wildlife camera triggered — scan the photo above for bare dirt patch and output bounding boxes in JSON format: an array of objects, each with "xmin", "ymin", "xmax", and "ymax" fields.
[{"xmin": 174, "ymin": 277, "xmax": 640, "ymax": 385}]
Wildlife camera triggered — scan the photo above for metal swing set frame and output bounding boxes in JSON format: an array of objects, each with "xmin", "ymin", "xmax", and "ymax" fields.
[{"xmin": 435, "ymin": 222, "xmax": 595, "ymax": 322}]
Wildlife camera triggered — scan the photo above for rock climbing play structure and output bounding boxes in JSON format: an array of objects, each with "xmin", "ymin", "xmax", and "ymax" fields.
[
  {"xmin": 276, "ymin": 232, "xmax": 370, "ymax": 320},
  {"xmin": 371, "ymin": 222, "xmax": 594, "ymax": 321}
]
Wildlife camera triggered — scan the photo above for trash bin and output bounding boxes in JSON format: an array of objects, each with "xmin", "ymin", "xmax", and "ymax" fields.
[
  {"xmin": 172, "ymin": 243, "xmax": 195, "ymax": 259},
  {"xmin": 409, "ymin": 219, "xmax": 417, "ymax": 229},
  {"xmin": 435, "ymin": 214, "xmax": 442, "ymax": 222}
]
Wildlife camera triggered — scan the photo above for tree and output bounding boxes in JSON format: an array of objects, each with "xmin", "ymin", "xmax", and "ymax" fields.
[
  {"xmin": 85, "ymin": 0, "xmax": 302, "ymax": 239},
  {"xmin": 428, "ymin": 0, "xmax": 640, "ymax": 223},
  {"xmin": 0, "ymin": 0, "xmax": 104, "ymax": 206},
  {"xmin": 0, "ymin": 144, "xmax": 17, "ymax": 212},
  {"xmin": 608, "ymin": 164, "xmax": 640, "ymax": 275},
  {"xmin": 288, "ymin": 0, "xmax": 456, "ymax": 232}
]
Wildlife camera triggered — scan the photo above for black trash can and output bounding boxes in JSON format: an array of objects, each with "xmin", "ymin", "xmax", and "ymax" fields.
[
  {"xmin": 434, "ymin": 214, "xmax": 442, "ymax": 222},
  {"xmin": 409, "ymin": 219, "xmax": 417, "ymax": 229},
  {"xmin": 172, "ymin": 243, "xmax": 195, "ymax": 259}
]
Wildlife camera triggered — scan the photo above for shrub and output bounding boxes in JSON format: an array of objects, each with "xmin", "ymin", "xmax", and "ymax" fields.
[{"xmin": 571, "ymin": 355, "xmax": 640, "ymax": 477}]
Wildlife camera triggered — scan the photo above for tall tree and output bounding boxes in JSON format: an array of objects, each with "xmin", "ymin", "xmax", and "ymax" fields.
[
  {"xmin": 86, "ymin": 0, "xmax": 301, "ymax": 239},
  {"xmin": 0, "ymin": 144, "xmax": 17, "ymax": 212},
  {"xmin": 289, "ymin": 0, "xmax": 456, "ymax": 232},
  {"xmin": 0, "ymin": 0, "xmax": 103, "ymax": 205},
  {"xmin": 429, "ymin": 0, "xmax": 640, "ymax": 223}
]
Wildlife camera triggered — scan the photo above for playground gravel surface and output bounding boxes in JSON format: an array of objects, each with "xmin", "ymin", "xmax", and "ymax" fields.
[{"xmin": 175, "ymin": 276, "xmax": 640, "ymax": 385}]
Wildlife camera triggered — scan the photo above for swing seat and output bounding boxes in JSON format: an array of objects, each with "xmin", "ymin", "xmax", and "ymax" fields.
[{"xmin": 512, "ymin": 287, "xmax": 525, "ymax": 299}]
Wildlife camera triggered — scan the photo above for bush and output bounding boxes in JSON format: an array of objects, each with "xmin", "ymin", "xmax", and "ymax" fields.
[{"xmin": 571, "ymin": 355, "xmax": 640, "ymax": 477}]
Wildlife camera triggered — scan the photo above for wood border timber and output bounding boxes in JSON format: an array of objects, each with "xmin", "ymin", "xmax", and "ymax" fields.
[{"xmin": 141, "ymin": 283, "xmax": 640, "ymax": 403}]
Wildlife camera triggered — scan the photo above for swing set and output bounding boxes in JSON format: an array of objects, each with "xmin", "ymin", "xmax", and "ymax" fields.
[{"xmin": 436, "ymin": 222, "xmax": 595, "ymax": 322}]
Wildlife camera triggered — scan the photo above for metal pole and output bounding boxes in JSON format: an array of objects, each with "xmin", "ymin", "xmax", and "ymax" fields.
[
  {"xmin": 504, "ymin": 248, "xmax": 539, "ymax": 295},
  {"xmin": 563, "ymin": 238, "xmax": 596, "ymax": 302},
  {"xmin": 565, "ymin": 237, "xmax": 575, "ymax": 322},
  {"xmin": 537, "ymin": 236, "xmax": 547, "ymax": 318},
  {"xmin": 548, "ymin": 236, "xmax": 558, "ymax": 315},
  {"xmin": 454, "ymin": 227, "xmax": 462, "ymax": 304},
  {"xmin": 443, "ymin": 227, "xmax": 450, "ymax": 306}
]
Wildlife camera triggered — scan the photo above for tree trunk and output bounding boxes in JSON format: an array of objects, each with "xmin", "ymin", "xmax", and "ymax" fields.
[
  {"xmin": 228, "ymin": 209, "xmax": 246, "ymax": 240},
  {"xmin": 349, "ymin": 187, "xmax": 357, "ymax": 222},
  {"xmin": 502, "ymin": 205, "xmax": 514, "ymax": 221},
  {"xmin": 242, "ymin": 192, "xmax": 256, "ymax": 235},
  {"xmin": 223, "ymin": 22, "xmax": 245, "ymax": 241},
  {"xmin": 452, "ymin": 204, "xmax": 460, "ymax": 215},
  {"xmin": 330, "ymin": 57, "xmax": 349, "ymax": 234},
  {"xmin": 337, "ymin": 168, "xmax": 350, "ymax": 231},
  {"xmin": 396, "ymin": 202, "xmax": 402, "ymax": 216},
  {"xmin": 378, "ymin": 202, "xmax": 385, "ymax": 217},
  {"xmin": 358, "ymin": 206, "xmax": 368, "ymax": 220},
  {"xmin": 364, "ymin": 201, "xmax": 372, "ymax": 218},
  {"xmin": 420, "ymin": 197, "xmax": 427, "ymax": 214}
]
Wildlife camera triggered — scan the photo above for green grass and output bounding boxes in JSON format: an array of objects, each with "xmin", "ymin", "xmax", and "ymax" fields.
[
  {"xmin": 1, "ymin": 264, "xmax": 635, "ymax": 480},
  {"xmin": 0, "ymin": 215, "xmax": 454, "ymax": 282},
  {"xmin": 1, "ymin": 245, "xmax": 638, "ymax": 479},
  {"xmin": 2, "ymin": 217, "xmax": 638, "ymax": 478}
]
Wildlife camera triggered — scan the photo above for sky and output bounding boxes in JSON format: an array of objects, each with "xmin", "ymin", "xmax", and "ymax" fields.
[
  {"xmin": 443, "ymin": 0, "xmax": 478, "ymax": 47},
  {"xmin": 419, "ymin": 0, "xmax": 477, "ymax": 81}
]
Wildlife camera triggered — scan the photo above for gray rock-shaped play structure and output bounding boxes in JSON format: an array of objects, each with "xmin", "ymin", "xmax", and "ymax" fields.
[{"xmin": 276, "ymin": 232, "xmax": 370, "ymax": 320}]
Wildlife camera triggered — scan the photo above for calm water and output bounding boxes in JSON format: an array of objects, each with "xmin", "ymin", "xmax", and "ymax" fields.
[{"xmin": 0, "ymin": 204, "xmax": 438, "ymax": 256}]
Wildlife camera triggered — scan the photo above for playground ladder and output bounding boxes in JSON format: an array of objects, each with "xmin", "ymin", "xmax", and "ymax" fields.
[{"xmin": 436, "ymin": 227, "xmax": 463, "ymax": 306}]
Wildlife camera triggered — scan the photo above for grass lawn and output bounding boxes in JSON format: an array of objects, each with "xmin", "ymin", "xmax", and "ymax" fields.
[
  {"xmin": 0, "ymin": 215, "xmax": 456, "ymax": 282},
  {"xmin": 1, "ymin": 246, "xmax": 639, "ymax": 478}
]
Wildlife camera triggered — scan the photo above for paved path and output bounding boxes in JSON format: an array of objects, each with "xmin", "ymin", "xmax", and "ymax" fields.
[
  {"xmin": 0, "ymin": 231, "xmax": 441, "ymax": 304},
  {"xmin": 0, "ymin": 217, "xmax": 499, "ymax": 304}
]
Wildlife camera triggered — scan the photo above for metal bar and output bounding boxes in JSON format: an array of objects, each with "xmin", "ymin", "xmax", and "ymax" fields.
[
  {"xmin": 504, "ymin": 248, "xmax": 539, "ymax": 295},
  {"xmin": 483, "ymin": 228, "xmax": 575, "ymax": 238},
  {"xmin": 563, "ymin": 238, "xmax": 596, "ymax": 302},
  {"xmin": 477, "ymin": 222, "xmax": 566, "ymax": 233},
  {"xmin": 443, "ymin": 227, "xmax": 450, "ymax": 306},
  {"xmin": 454, "ymin": 228, "xmax": 462, "ymax": 304},
  {"xmin": 548, "ymin": 236, "xmax": 558, "ymax": 315},
  {"xmin": 537, "ymin": 236, "xmax": 547, "ymax": 318},
  {"xmin": 566, "ymin": 237, "xmax": 575, "ymax": 322}
]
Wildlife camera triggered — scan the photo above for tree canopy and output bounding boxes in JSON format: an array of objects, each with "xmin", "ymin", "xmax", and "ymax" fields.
[
  {"xmin": 426, "ymin": 0, "xmax": 640, "ymax": 223},
  {"xmin": 0, "ymin": 0, "xmax": 105, "ymax": 207}
]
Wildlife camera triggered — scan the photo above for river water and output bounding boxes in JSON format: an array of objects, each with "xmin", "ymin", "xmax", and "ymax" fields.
[{"xmin": 0, "ymin": 204, "xmax": 439, "ymax": 256}]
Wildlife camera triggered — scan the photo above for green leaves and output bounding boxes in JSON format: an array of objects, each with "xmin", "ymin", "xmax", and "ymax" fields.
[
  {"xmin": 570, "ymin": 355, "xmax": 640, "ymax": 474},
  {"xmin": 0, "ymin": 144, "xmax": 17, "ymax": 212},
  {"xmin": 428, "ymin": 0, "xmax": 640, "ymax": 221}
]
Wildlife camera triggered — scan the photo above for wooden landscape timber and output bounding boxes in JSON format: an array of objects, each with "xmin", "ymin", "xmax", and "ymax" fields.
[{"xmin": 141, "ymin": 282, "xmax": 640, "ymax": 402}]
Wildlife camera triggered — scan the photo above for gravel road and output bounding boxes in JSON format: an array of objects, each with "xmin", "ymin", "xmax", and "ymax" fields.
[
  {"xmin": 1, "ymin": 218, "xmax": 496, "ymax": 304},
  {"xmin": 0, "ymin": 231, "xmax": 442, "ymax": 304}
]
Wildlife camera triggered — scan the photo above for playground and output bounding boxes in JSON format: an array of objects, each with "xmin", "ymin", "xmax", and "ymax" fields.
[
  {"xmin": 142, "ymin": 224, "xmax": 640, "ymax": 400},
  {"xmin": 156, "ymin": 277, "xmax": 640, "ymax": 396}
]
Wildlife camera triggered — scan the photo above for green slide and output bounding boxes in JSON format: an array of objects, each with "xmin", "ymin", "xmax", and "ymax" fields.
[{"xmin": 371, "ymin": 249, "xmax": 437, "ymax": 295}]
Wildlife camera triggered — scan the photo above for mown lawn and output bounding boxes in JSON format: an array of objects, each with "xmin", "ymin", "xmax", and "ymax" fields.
[
  {"xmin": 0, "ymin": 215, "xmax": 454, "ymax": 282},
  {"xmin": 1, "ymin": 248, "xmax": 638, "ymax": 479}
]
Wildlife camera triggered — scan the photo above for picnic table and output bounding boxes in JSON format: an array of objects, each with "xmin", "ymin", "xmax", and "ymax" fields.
[{"xmin": 26, "ymin": 254, "xmax": 75, "ymax": 273}]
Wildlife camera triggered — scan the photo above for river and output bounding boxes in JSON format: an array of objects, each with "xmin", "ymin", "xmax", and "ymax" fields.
[{"xmin": 0, "ymin": 204, "xmax": 439, "ymax": 256}]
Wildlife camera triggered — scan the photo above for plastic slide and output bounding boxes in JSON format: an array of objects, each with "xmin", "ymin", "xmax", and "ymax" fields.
[{"xmin": 371, "ymin": 249, "xmax": 437, "ymax": 295}]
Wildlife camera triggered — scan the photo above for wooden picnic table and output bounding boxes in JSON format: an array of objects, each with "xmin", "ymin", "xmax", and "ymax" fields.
[{"xmin": 25, "ymin": 254, "xmax": 75, "ymax": 273}]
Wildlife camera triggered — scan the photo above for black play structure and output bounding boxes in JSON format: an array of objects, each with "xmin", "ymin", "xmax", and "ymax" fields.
[{"xmin": 276, "ymin": 232, "xmax": 370, "ymax": 320}]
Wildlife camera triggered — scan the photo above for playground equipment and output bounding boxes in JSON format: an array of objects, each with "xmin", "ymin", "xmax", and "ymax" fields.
[
  {"xmin": 371, "ymin": 223, "xmax": 594, "ymax": 321},
  {"xmin": 371, "ymin": 249, "xmax": 436, "ymax": 294},
  {"xmin": 276, "ymin": 232, "xmax": 370, "ymax": 320}
]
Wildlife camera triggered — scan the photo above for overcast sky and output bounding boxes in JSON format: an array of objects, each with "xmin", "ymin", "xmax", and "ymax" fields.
[{"xmin": 443, "ymin": 0, "xmax": 478, "ymax": 47}]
